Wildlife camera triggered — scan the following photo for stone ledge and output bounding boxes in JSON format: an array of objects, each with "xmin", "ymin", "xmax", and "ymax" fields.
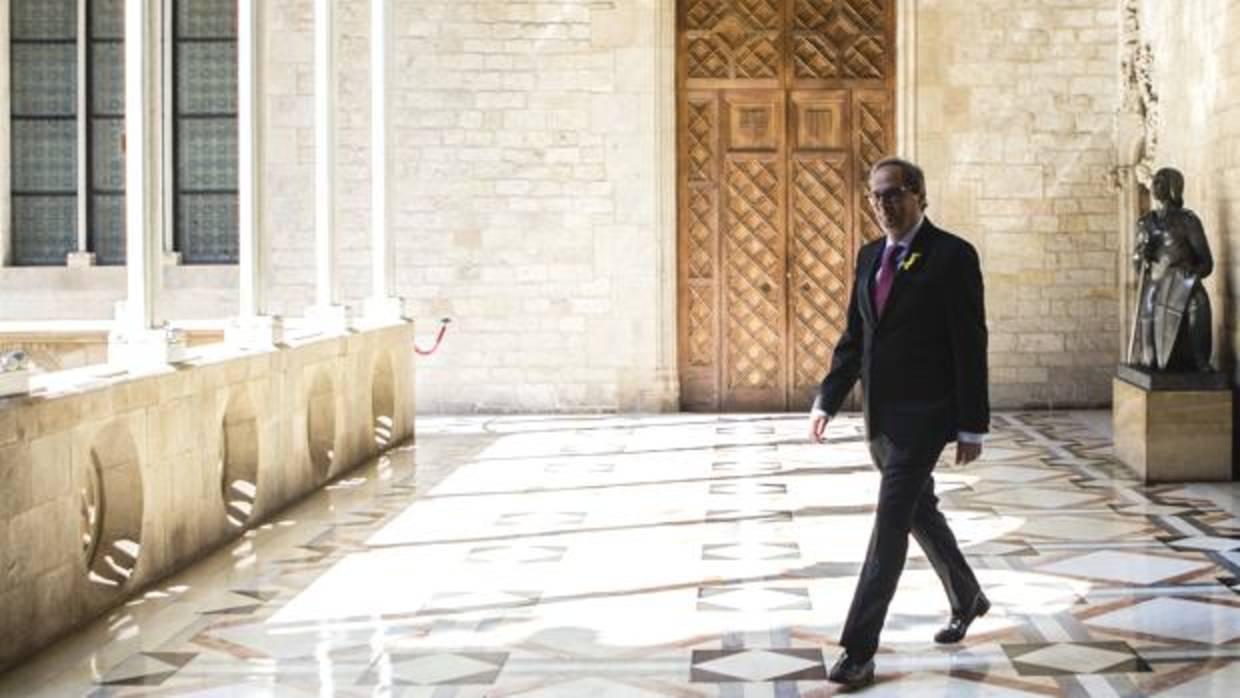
[{"xmin": 1115, "ymin": 364, "xmax": 1230, "ymax": 391}]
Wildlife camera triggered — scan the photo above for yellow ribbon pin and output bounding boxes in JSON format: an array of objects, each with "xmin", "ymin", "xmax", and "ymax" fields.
[{"xmin": 900, "ymin": 252, "xmax": 921, "ymax": 272}]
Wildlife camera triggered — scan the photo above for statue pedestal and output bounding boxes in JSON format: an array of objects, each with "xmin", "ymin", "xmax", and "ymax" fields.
[{"xmin": 1113, "ymin": 366, "xmax": 1233, "ymax": 482}]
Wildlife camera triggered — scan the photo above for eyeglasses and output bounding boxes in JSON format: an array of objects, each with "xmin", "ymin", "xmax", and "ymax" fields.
[{"xmin": 866, "ymin": 186, "xmax": 911, "ymax": 204}]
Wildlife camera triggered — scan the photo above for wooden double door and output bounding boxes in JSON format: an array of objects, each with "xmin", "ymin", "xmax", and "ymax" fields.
[{"xmin": 676, "ymin": 0, "xmax": 896, "ymax": 411}]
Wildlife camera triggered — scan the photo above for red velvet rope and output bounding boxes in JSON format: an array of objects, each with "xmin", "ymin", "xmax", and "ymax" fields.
[{"xmin": 415, "ymin": 319, "xmax": 451, "ymax": 356}]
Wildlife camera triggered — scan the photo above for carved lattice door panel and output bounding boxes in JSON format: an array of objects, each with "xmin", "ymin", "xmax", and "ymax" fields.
[{"xmin": 677, "ymin": 0, "xmax": 894, "ymax": 412}]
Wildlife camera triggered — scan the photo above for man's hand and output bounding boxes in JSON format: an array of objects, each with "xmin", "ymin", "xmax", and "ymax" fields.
[
  {"xmin": 809, "ymin": 414, "xmax": 829, "ymax": 444},
  {"xmin": 955, "ymin": 441, "xmax": 982, "ymax": 465}
]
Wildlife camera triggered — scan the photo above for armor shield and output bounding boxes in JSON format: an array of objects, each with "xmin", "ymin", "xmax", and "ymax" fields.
[{"xmin": 1152, "ymin": 268, "xmax": 1197, "ymax": 369}]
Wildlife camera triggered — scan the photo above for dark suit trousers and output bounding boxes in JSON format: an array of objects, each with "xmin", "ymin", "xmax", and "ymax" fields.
[{"xmin": 839, "ymin": 435, "xmax": 983, "ymax": 660}]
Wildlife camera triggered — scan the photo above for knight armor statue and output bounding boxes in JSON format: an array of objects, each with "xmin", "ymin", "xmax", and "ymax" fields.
[{"xmin": 1130, "ymin": 168, "xmax": 1213, "ymax": 371}]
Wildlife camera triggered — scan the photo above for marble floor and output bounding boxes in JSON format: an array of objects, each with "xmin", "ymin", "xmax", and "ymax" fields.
[{"xmin": 2, "ymin": 411, "xmax": 1240, "ymax": 697}]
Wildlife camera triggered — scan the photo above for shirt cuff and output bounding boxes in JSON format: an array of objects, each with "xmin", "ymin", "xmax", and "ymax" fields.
[
  {"xmin": 809, "ymin": 395, "xmax": 829, "ymax": 418},
  {"xmin": 957, "ymin": 431, "xmax": 984, "ymax": 445}
]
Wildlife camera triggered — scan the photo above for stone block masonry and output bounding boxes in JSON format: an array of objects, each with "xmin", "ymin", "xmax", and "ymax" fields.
[
  {"xmin": 915, "ymin": 1, "xmax": 1120, "ymax": 408},
  {"xmin": 0, "ymin": 322, "xmax": 415, "ymax": 671},
  {"xmin": 383, "ymin": 1, "xmax": 676, "ymax": 412}
]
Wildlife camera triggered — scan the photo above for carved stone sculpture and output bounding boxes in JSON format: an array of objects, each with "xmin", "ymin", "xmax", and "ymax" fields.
[{"xmin": 1129, "ymin": 168, "xmax": 1213, "ymax": 371}]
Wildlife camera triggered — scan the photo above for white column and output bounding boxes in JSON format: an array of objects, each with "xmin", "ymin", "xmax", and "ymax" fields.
[
  {"xmin": 363, "ymin": 0, "xmax": 403, "ymax": 324},
  {"xmin": 229, "ymin": 0, "xmax": 282, "ymax": 347},
  {"xmin": 307, "ymin": 0, "xmax": 347, "ymax": 331},
  {"xmin": 109, "ymin": 0, "xmax": 182, "ymax": 367},
  {"xmin": 67, "ymin": 0, "xmax": 94, "ymax": 266}
]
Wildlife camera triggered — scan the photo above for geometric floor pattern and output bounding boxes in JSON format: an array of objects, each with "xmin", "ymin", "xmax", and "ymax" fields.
[{"xmin": 1, "ymin": 411, "xmax": 1239, "ymax": 696}]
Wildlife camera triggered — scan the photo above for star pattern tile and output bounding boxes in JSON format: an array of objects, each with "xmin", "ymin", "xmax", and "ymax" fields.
[
  {"xmin": 690, "ymin": 648, "xmax": 826, "ymax": 682},
  {"xmin": 6, "ymin": 412, "xmax": 1240, "ymax": 698},
  {"xmin": 419, "ymin": 590, "xmax": 542, "ymax": 615},
  {"xmin": 1037, "ymin": 550, "xmax": 1212, "ymax": 585},
  {"xmin": 969, "ymin": 464, "xmax": 1063, "ymax": 483},
  {"xmin": 494, "ymin": 511, "xmax": 588, "ymax": 528},
  {"xmin": 466, "ymin": 545, "xmax": 567, "ymax": 564},
  {"xmin": 697, "ymin": 585, "xmax": 812, "ymax": 612},
  {"xmin": 1086, "ymin": 597, "xmax": 1240, "ymax": 643},
  {"xmin": 97, "ymin": 652, "xmax": 197, "ymax": 687},
  {"xmin": 973, "ymin": 487, "xmax": 1101, "ymax": 510},
  {"xmin": 1005, "ymin": 641, "xmax": 1151, "ymax": 676},
  {"xmin": 1167, "ymin": 536, "xmax": 1240, "ymax": 552},
  {"xmin": 709, "ymin": 481, "xmax": 787, "ymax": 495},
  {"xmin": 357, "ymin": 652, "xmax": 508, "ymax": 686},
  {"xmin": 701, "ymin": 541, "xmax": 800, "ymax": 560},
  {"xmin": 1016, "ymin": 515, "xmax": 1152, "ymax": 541}
]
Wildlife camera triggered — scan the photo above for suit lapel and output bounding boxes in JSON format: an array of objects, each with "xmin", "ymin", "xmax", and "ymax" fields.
[
  {"xmin": 858, "ymin": 241, "xmax": 881, "ymax": 325},
  {"xmin": 876, "ymin": 221, "xmax": 937, "ymax": 327}
]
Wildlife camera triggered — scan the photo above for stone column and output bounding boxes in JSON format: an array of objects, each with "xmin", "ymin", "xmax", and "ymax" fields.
[
  {"xmin": 109, "ymin": 0, "xmax": 182, "ymax": 367},
  {"xmin": 229, "ymin": 0, "xmax": 283, "ymax": 347},
  {"xmin": 306, "ymin": 0, "xmax": 347, "ymax": 331},
  {"xmin": 362, "ymin": 0, "xmax": 404, "ymax": 324},
  {"xmin": 649, "ymin": 0, "xmax": 680, "ymax": 410}
]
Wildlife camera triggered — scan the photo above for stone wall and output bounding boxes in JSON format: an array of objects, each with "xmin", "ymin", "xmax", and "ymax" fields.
[
  {"xmin": 1140, "ymin": 0, "xmax": 1240, "ymax": 379},
  {"xmin": 393, "ymin": 0, "xmax": 1122, "ymax": 412},
  {"xmin": 0, "ymin": 265, "xmax": 238, "ymax": 321},
  {"xmin": 0, "ymin": 322, "xmax": 415, "ymax": 671},
  {"xmin": 0, "ymin": 0, "xmax": 1135, "ymax": 412},
  {"xmin": 389, "ymin": 0, "xmax": 677, "ymax": 412},
  {"xmin": 261, "ymin": 0, "xmax": 376, "ymax": 314},
  {"xmin": 912, "ymin": 0, "xmax": 1120, "ymax": 408},
  {"xmin": 250, "ymin": 0, "xmax": 679, "ymax": 412}
]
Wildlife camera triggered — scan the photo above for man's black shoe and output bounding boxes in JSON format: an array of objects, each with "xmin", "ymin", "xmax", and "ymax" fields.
[
  {"xmin": 827, "ymin": 652, "xmax": 875, "ymax": 688},
  {"xmin": 934, "ymin": 593, "xmax": 990, "ymax": 644}
]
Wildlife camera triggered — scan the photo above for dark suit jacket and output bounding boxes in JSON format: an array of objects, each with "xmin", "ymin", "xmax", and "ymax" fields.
[{"xmin": 817, "ymin": 219, "xmax": 989, "ymax": 450}]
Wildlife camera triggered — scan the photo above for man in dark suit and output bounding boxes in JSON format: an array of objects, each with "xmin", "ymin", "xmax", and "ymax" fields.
[{"xmin": 809, "ymin": 157, "xmax": 990, "ymax": 688}]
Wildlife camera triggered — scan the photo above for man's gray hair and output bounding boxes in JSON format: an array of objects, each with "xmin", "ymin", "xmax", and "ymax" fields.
[{"xmin": 870, "ymin": 157, "xmax": 926, "ymax": 198}]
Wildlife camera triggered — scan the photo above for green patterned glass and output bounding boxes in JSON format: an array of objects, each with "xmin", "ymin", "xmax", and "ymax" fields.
[
  {"xmin": 9, "ymin": 0, "xmax": 78, "ymax": 265},
  {"xmin": 174, "ymin": 0, "xmax": 239, "ymax": 263},
  {"xmin": 88, "ymin": 0, "xmax": 126, "ymax": 264}
]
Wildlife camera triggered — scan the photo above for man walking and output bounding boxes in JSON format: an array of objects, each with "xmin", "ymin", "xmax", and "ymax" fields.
[{"xmin": 809, "ymin": 157, "xmax": 991, "ymax": 688}]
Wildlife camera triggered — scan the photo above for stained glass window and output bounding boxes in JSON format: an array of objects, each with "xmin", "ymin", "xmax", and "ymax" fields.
[
  {"xmin": 9, "ymin": 0, "xmax": 78, "ymax": 265},
  {"xmin": 174, "ymin": 0, "xmax": 239, "ymax": 264},
  {"xmin": 9, "ymin": 0, "xmax": 240, "ymax": 267},
  {"xmin": 89, "ymin": 0, "xmax": 125, "ymax": 264}
]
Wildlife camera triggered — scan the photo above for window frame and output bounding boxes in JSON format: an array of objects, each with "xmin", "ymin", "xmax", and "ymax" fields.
[
  {"xmin": 2, "ymin": 0, "xmax": 241, "ymax": 268},
  {"xmin": 169, "ymin": 0, "xmax": 240, "ymax": 265},
  {"xmin": 7, "ymin": 0, "xmax": 81, "ymax": 266}
]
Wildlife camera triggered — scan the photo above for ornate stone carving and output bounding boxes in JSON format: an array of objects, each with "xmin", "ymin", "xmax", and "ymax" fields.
[
  {"xmin": 1116, "ymin": 0, "xmax": 1158, "ymax": 185},
  {"xmin": 1113, "ymin": 0, "xmax": 1161, "ymax": 362}
]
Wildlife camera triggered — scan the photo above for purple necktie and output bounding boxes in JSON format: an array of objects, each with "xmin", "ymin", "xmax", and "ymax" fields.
[{"xmin": 872, "ymin": 244, "xmax": 903, "ymax": 317}]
